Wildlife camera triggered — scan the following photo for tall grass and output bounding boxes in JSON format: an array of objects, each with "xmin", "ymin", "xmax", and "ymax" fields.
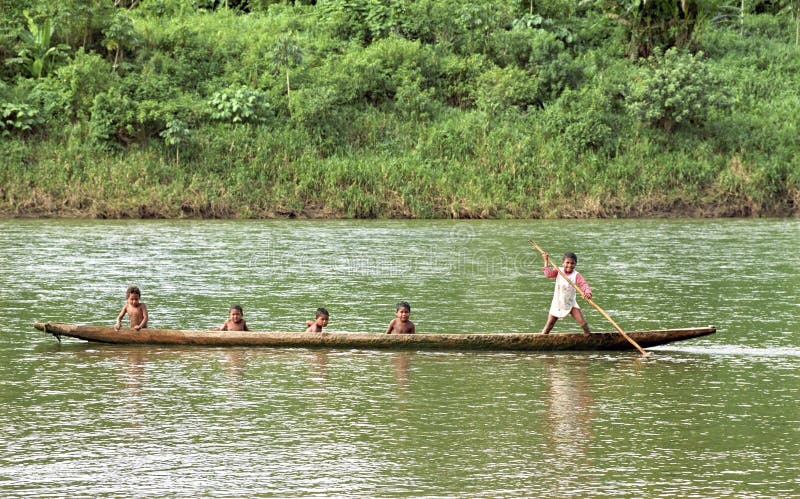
[
  {"xmin": 1, "ymin": 7, "xmax": 798, "ymax": 219},
  {"xmin": 4, "ymin": 104, "xmax": 795, "ymax": 219}
]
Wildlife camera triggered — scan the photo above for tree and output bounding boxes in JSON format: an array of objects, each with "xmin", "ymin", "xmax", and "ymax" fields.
[
  {"xmin": 103, "ymin": 11, "xmax": 139, "ymax": 71},
  {"xmin": 779, "ymin": 0, "xmax": 800, "ymax": 45},
  {"xmin": 160, "ymin": 119, "xmax": 191, "ymax": 167},
  {"xmin": 598, "ymin": 0, "xmax": 723, "ymax": 58},
  {"xmin": 272, "ymin": 32, "xmax": 304, "ymax": 99}
]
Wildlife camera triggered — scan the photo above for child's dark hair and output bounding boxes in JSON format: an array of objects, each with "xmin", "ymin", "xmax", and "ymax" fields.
[
  {"xmin": 396, "ymin": 301, "xmax": 411, "ymax": 311},
  {"xmin": 229, "ymin": 304, "xmax": 244, "ymax": 314},
  {"xmin": 563, "ymin": 252, "xmax": 578, "ymax": 263},
  {"xmin": 125, "ymin": 285, "xmax": 141, "ymax": 297},
  {"xmin": 316, "ymin": 307, "xmax": 329, "ymax": 318}
]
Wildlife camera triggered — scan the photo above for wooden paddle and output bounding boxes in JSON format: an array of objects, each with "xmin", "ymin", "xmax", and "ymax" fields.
[{"xmin": 529, "ymin": 240, "xmax": 650, "ymax": 357}]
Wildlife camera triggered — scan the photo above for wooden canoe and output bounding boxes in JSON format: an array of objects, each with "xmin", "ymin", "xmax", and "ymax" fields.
[{"xmin": 33, "ymin": 322, "xmax": 715, "ymax": 352}]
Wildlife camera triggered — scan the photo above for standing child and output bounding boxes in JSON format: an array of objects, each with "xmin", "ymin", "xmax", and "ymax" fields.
[
  {"xmin": 305, "ymin": 308, "xmax": 330, "ymax": 332},
  {"xmin": 114, "ymin": 285, "xmax": 149, "ymax": 331},
  {"xmin": 385, "ymin": 301, "xmax": 415, "ymax": 334},
  {"xmin": 215, "ymin": 304, "xmax": 249, "ymax": 331},
  {"xmin": 541, "ymin": 252, "xmax": 592, "ymax": 334}
]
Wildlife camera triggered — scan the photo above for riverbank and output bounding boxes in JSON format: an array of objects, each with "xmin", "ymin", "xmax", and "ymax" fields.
[
  {"xmin": 1, "ymin": 127, "xmax": 797, "ymax": 220},
  {"xmin": 2, "ymin": 5, "xmax": 798, "ymax": 220},
  {"xmin": 3, "ymin": 188, "xmax": 796, "ymax": 219},
  {"xmin": 2, "ymin": 174, "xmax": 797, "ymax": 220}
]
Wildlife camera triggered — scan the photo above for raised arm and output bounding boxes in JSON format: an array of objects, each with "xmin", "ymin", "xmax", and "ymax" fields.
[{"xmin": 541, "ymin": 252, "xmax": 559, "ymax": 278}]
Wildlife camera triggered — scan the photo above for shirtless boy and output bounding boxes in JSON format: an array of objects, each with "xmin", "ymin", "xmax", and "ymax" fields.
[
  {"xmin": 216, "ymin": 304, "xmax": 249, "ymax": 331},
  {"xmin": 306, "ymin": 308, "xmax": 329, "ymax": 333},
  {"xmin": 385, "ymin": 301, "xmax": 415, "ymax": 334},
  {"xmin": 114, "ymin": 285, "xmax": 149, "ymax": 331}
]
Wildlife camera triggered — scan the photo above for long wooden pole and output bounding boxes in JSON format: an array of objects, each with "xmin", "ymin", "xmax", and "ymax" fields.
[{"xmin": 528, "ymin": 240, "xmax": 650, "ymax": 357}]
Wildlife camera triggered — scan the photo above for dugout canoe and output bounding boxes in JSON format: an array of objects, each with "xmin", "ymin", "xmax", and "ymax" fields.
[{"xmin": 33, "ymin": 322, "xmax": 715, "ymax": 351}]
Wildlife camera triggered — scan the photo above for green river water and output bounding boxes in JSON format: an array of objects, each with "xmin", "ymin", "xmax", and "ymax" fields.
[{"xmin": 1, "ymin": 218, "xmax": 798, "ymax": 497}]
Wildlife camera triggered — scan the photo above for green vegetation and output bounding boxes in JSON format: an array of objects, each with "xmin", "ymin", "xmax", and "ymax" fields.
[{"xmin": 1, "ymin": 0, "xmax": 798, "ymax": 218}]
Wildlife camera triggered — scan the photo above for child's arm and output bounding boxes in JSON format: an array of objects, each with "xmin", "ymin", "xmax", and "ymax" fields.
[
  {"xmin": 408, "ymin": 322, "xmax": 416, "ymax": 334},
  {"xmin": 242, "ymin": 321, "xmax": 249, "ymax": 332},
  {"xmin": 385, "ymin": 319, "xmax": 396, "ymax": 334},
  {"xmin": 114, "ymin": 305, "xmax": 127, "ymax": 330},
  {"xmin": 541, "ymin": 252, "xmax": 558, "ymax": 278},
  {"xmin": 542, "ymin": 267, "xmax": 558, "ymax": 278},
  {"xmin": 576, "ymin": 273, "xmax": 592, "ymax": 299},
  {"xmin": 135, "ymin": 303, "xmax": 149, "ymax": 330}
]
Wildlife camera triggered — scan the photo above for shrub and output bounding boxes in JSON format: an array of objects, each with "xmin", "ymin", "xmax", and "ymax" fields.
[
  {"xmin": 525, "ymin": 29, "xmax": 582, "ymax": 102},
  {"xmin": 487, "ymin": 27, "xmax": 541, "ymax": 68},
  {"xmin": 89, "ymin": 83, "xmax": 190, "ymax": 145},
  {"xmin": 53, "ymin": 48, "xmax": 117, "ymax": 119},
  {"xmin": 543, "ymin": 84, "xmax": 624, "ymax": 158},
  {"xmin": 310, "ymin": 35, "xmax": 441, "ymax": 110},
  {"xmin": 317, "ymin": 0, "xmax": 389, "ymax": 45},
  {"xmin": 393, "ymin": 69, "xmax": 441, "ymax": 120},
  {"xmin": 745, "ymin": 12, "xmax": 794, "ymax": 41},
  {"xmin": 624, "ymin": 48, "xmax": 732, "ymax": 133},
  {"xmin": 474, "ymin": 65, "xmax": 539, "ymax": 112},
  {"xmin": 208, "ymin": 84, "xmax": 271, "ymax": 124},
  {"xmin": 9, "ymin": 12, "xmax": 71, "ymax": 78},
  {"xmin": 0, "ymin": 101, "xmax": 39, "ymax": 135}
]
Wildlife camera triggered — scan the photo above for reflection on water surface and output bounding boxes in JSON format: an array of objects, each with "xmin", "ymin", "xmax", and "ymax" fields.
[{"xmin": 1, "ymin": 219, "xmax": 798, "ymax": 496}]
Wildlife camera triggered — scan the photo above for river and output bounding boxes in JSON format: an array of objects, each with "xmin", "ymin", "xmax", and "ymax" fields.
[{"xmin": 1, "ymin": 218, "xmax": 798, "ymax": 497}]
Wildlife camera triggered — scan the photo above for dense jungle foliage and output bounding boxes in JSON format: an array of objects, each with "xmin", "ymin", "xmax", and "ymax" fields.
[{"xmin": 1, "ymin": 0, "xmax": 798, "ymax": 218}]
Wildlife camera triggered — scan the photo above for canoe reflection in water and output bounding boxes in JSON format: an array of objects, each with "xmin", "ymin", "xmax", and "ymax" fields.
[
  {"xmin": 543, "ymin": 356, "xmax": 593, "ymax": 466},
  {"xmin": 392, "ymin": 352, "xmax": 412, "ymax": 393},
  {"xmin": 303, "ymin": 350, "xmax": 412, "ymax": 392},
  {"xmin": 121, "ymin": 351, "xmax": 147, "ymax": 424},
  {"xmin": 306, "ymin": 350, "xmax": 330, "ymax": 385}
]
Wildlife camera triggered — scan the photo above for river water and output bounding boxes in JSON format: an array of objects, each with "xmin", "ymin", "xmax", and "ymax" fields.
[{"xmin": 1, "ymin": 219, "xmax": 798, "ymax": 497}]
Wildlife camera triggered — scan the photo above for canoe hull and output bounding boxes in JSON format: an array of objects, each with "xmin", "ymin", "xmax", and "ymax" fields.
[{"xmin": 33, "ymin": 322, "xmax": 716, "ymax": 351}]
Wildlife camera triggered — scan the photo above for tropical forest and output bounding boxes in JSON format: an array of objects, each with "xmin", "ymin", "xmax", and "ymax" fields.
[{"xmin": 1, "ymin": 0, "xmax": 798, "ymax": 218}]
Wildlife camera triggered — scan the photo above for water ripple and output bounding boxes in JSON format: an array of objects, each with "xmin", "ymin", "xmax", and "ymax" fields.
[{"xmin": 1, "ymin": 219, "xmax": 799, "ymax": 497}]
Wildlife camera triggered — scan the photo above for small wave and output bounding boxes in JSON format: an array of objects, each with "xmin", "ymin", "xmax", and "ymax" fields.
[{"xmin": 652, "ymin": 344, "xmax": 800, "ymax": 358}]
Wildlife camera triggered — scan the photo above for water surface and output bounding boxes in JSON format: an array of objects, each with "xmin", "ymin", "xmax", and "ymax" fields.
[{"xmin": 1, "ymin": 219, "xmax": 798, "ymax": 497}]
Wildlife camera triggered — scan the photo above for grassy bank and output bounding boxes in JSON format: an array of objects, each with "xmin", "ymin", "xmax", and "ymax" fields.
[
  {"xmin": 1, "ymin": 3, "xmax": 798, "ymax": 219},
  {"xmin": 3, "ymin": 111, "xmax": 797, "ymax": 219}
]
